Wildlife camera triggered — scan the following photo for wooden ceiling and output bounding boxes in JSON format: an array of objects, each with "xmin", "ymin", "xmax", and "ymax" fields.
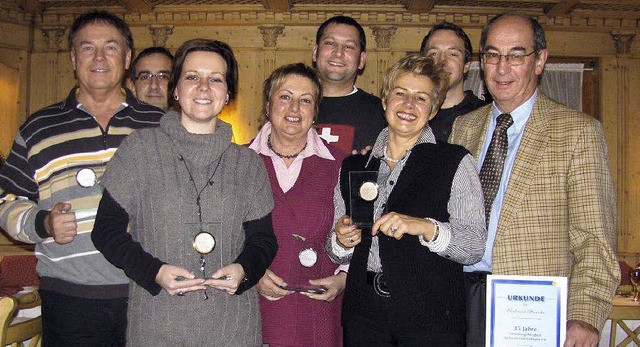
[{"xmin": 9, "ymin": 0, "xmax": 640, "ymax": 18}]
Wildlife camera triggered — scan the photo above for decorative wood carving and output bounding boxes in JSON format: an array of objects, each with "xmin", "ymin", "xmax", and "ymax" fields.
[
  {"xmin": 41, "ymin": 26, "xmax": 66, "ymax": 52},
  {"xmin": 258, "ymin": 25, "xmax": 285, "ymax": 48},
  {"xmin": 371, "ymin": 26, "xmax": 397, "ymax": 50},
  {"xmin": 148, "ymin": 25, "xmax": 174, "ymax": 47},
  {"xmin": 610, "ymin": 31, "xmax": 635, "ymax": 56}
]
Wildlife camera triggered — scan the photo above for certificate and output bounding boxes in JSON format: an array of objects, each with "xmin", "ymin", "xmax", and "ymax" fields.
[{"xmin": 486, "ymin": 275, "xmax": 568, "ymax": 347}]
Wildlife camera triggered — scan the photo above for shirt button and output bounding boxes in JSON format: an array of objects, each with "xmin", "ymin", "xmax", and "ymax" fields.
[{"xmin": 389, "ymin": 180, "xmax": 394, "ymax": 185}]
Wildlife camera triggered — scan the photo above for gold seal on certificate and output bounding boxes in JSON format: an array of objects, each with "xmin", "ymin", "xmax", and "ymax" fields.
[
  {"xmin": 359, "ymin": 181, "xmax": 379, "ymax": 202},
  {"xmin": 193, "ymin": 231, "xmax": 216, "ymax": 254},
  {"xmin": 76, "ymin": 168, "xmax": 97, "ymax": 187},
  {"xmin": 298, "ymin": 248, "xmax": 318, "ymax": 267}
]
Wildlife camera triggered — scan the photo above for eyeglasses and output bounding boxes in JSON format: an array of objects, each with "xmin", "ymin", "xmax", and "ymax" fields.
[
  {"xmin": 480, "ymin": 51, "xmax": 536, "ymax": 66},
  {"xmin": 135, "ymin": 72, "xmax": 170, "ymax": 82}
]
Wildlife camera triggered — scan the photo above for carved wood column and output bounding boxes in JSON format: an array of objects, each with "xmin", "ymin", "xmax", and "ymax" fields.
[
  {"xmin": 258, "ymin": 25, "xmax": 284, "ymax": 81},
  {"xmin": 371, "ymin": 26, "xmax": 397, "ymax": 92},
  {"xmin": 39, "ymin": 26, "xmax": 67, "ymax": 106},
  {"xmin": 148, "ymin": 25, "xmax": 174, "ymax": 47},
  {"xmin": 611, "ymin": 31, "xmax": 635, "ymax": 57},
  {"xmin": 41, "ymin": 26, "xmax": 66, "ymax": 52}
]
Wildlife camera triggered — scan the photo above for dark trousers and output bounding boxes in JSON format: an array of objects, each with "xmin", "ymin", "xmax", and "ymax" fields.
[
  {"xmin": 464, "ymin": 272, "xmax": 489, "ymax": 347},
  {"xmin": 343, "ymin": 280, "xmax": 464, "ymax": 347},
  {"xmin": 40, "ymin": 289, "xmax": 127, "ymax": 347}
]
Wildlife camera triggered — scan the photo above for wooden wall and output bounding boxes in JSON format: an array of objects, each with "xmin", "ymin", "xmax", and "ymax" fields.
[{"xmin": 0, "ymin": 6, "xmax": 639, "ymax": 263}]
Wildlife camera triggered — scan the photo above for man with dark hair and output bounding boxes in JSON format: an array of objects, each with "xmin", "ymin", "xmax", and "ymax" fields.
[
  {"xmin": 450, "ymin": 13, "xmax": 618, "ymax": 346},
  {"xmin": 313, "ymin": 15, "xmax": 386, "ymax": 155},
  {"xmin": 0, "ymin": 10, "xmax": 163, "ymax": 345},
  {"xmin": 421, "ymin": 22, "xmax": 488, "ymax": 142},
  {"xmin": 128, "ymin": 46, "xmax": 173, "ymax": 110}
]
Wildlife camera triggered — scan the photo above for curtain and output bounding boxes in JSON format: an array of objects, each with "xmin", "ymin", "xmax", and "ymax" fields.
[{"xmin": 464, "ymin": 62, "xmax": 584, "ymax": 111}]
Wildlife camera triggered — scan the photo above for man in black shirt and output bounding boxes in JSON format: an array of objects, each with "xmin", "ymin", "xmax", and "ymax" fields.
[
  {"xmin": 420, "ymin": 22, "xmax": 489, "ymax": 142},
  {"xmin": 313, "ymin": 16, "xmax": 387, "ymax": 155}
]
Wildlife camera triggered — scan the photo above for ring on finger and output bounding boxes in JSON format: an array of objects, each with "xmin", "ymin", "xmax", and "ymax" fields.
[
  {"xmin": 348, "ymin": 236, "xmax": 354, "ymax": 243},
  {"xmin": 389, "ymin": 226, "xmax": 398, "ymax": 234},
  {"xmin": 177, "ymin": 290, "xmax": 184, "ymax": 296}
]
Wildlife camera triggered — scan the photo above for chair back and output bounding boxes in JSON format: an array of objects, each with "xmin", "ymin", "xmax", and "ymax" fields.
[{"xmin": 0, "ymin": 291, "xmax": 42, "ymax": 347}]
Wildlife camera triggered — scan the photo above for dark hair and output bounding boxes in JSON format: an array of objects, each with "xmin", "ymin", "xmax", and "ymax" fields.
[
  {"xmin": 316, "ymin": 16, "xmax": 366, "ymax": 52},
  {"xmin": 68, "ymin": 11, "xmax": 133, "ymax": 51},
  {"xmin": 381, "ymin": 54, "xmax": 449, "ymax": 115},
  {"xmin": 420, "ymin": 22, "xmax": 473, "ymax": 64},
  {"xmin": 480, "ymin": 13, "xmax": 547, "ymax": 59},
  {"xmin": 130, "ymin": 47, "xmax": 174, "ymax": 81},
  {"xmin": 261, "ymin": 63, "xmax": 322, "ymax": 125},
  {"xmin": 168, "ymin": 39, "xmax": 239, "ymax": 109}
]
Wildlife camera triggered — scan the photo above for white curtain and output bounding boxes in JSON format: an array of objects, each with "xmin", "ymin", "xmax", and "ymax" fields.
[{"xmin": 464, "ymin": 62, "xmax": 584, "ymax": 111}]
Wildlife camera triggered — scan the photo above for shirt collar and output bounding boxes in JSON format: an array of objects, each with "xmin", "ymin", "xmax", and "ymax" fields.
[
  {"xmin": 366, "ymin": 126, "xmax": 436, "ymax": 167},
  {"xmin": 491, "ymin": 89, "xmax": 538, "ymax": 133},
  {"xmin": 249, "ymin": 121, "xmax": 335, "ymax": 161}
]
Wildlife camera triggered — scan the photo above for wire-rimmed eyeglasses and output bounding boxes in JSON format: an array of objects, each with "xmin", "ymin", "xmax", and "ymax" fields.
[{"xmin": 480, "ymin": 51, "xmax": 536, "ymax": 66}]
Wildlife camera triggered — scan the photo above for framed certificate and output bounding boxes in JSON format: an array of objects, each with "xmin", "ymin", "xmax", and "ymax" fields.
[{"xmin": 486, "ymin": 275, "xmax": 568, "ymax": 347}]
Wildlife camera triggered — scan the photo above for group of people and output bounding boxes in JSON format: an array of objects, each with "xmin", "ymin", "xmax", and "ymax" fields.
[{"xmin": 0, "ymin": 9, "xmax": 618, "ymax": 347}]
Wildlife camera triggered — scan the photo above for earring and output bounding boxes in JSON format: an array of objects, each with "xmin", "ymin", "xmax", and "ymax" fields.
[
  {"xmin": 225, "ymin": 94, "xmax": 229, "ymax": 105},
  {"xmin": 174, "ymin": 95, "xmax": 178, "ymax": 101}
]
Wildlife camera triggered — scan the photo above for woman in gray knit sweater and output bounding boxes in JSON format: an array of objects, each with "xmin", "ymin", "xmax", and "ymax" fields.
[{"xmin": 92, "ymin": 39, "xmax": 277, "ymax": 346}]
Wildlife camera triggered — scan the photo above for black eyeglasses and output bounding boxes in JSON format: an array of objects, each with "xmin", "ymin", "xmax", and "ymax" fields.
[
  {"xmin": 480, "ymin": 51, "xmax": 536, "ymax": 66},
  {"xmin": 135, "ymin": 72, "xmax": 171, "ymax": 82}
]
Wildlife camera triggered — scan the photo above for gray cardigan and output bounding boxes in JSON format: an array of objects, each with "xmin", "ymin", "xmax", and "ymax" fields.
[{"xmin": 96, "ymin": 112, "xmax": 275, "ymax": 346}]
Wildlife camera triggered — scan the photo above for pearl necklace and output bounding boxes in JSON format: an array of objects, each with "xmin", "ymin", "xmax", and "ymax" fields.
[
  {"xmin": 268, "ymin": 134, "xmax": 307, "ymax": 159},
  {"xmin": 383, "ymin": 144, "xmax": 405, "ymax": 163}
]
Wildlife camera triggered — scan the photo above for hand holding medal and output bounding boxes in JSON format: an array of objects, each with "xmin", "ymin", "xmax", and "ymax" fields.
[{"xmin": 335, "ymin": 216, "xmax": 362, "ymax": 249}]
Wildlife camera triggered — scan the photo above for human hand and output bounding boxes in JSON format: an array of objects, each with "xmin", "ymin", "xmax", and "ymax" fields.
[
  {"xmin": 256, "ymin": 269, "xmax": 294, "ymax": 301},
  {"xmin": 301, "ymin": 271, "xmax": 346, "ymax": 302},
  {"xmin": 372, "ymin": 212, "xmax": 436, "ymax": 241},
  {"xmin": 563, "ymin": 320, "xmax": 599, "ymax": 347},
  {"xmin": 155, "ymin": 264, "xmax": 206, "ymax": 296},
  {"xmin": 45, "ymin": 202, "xmax": 78, "ymax": 244},
  {"xmin": 351, "ymin": 145, "xmax": 373, "ymax": 156},
  {"xmin": 335, "ymin": 216, "xmax": 362, "ymax": 249},
  {"xmin": 204, "ymin": 263, "xmax": 245, "ymax": 295}
]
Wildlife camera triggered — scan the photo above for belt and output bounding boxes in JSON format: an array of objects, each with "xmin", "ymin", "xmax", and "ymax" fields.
[{"xmin": 366, "ymin": 271, "xmax": 391, "ymax": 297}]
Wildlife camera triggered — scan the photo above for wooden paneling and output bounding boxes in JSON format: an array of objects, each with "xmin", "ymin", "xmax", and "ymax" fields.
[{"xmin": 0, "ymin": 6, "xmax": 639, "ymax": 258}]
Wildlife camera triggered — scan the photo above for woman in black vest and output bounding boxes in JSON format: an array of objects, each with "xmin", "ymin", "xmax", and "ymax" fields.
[{"xmin": 326, "ymin": 54, "xmax": 487, "ymax": 346}]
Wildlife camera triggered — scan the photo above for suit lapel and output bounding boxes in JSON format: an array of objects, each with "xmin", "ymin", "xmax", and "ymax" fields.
[
  {"xmin": 459, "ymin": 106, "xmax": 492, "ymax": 159},
  {"xmin": 497, "ymin": 94, "xmax": 551, "ymax": 233}
]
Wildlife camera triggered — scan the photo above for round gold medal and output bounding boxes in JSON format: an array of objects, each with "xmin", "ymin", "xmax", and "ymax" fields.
[
  {"xmin": 193, "ymin": 232, "xmax": 216, "ymax": 254},
  {"xmin": 359, "ymin": 181, "xmax": 379, "ymax": 202}
]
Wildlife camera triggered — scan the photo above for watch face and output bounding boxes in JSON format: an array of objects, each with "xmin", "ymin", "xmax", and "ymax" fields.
[
  {"xmin": 359, "ymin": 181, "xmax": 378, "ymax": 202},
  {"xmin": 298, "ymin": 248, "xmax": 318, "ymax": 267},
  {"xmin": 193, "ymin": 232, "xmax": 216, "ymax": 254},
  {"xmin": 76, "ymin": 168, "xmax": 97, "ymax": 187}
]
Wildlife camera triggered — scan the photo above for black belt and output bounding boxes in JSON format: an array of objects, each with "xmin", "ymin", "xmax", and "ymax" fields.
[
  {"xmin": 366, "ymin": 272, "xmax": 390, "ymax": 297},
  {"xmin": 464, "ymin": 271, "xmax": 491, "ymax": 284}
]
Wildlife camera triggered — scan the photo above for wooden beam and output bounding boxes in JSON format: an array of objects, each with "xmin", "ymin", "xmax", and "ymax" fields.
[
  {"xmin": 263, "ymin": 0, "xmax": 291, "ymax": 12},
  {"xmin": 404, "ymin": 0, "xmax": 435, "ymax": 13},
  {"xmin": 17, "ymin": 0, "xmax": 42, "ymax": 15},
  {"xmin": 119, "ymin": 0, "xmax": 153, "ymax": 14},
  {"xmin": 545, "ymin": 0, "xmax": 581, "ymax": 17}
]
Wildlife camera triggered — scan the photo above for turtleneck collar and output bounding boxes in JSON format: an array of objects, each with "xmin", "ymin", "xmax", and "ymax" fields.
[{"xmin": 160, "ymin": 111, "xmax": 233, "ymax": 168}]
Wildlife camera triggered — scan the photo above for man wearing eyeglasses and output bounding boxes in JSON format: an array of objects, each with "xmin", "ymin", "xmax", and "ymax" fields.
[
  {"xmin": 450, "ymin": 13, "xmax": 618, "ymax": 347},
  {"xmin": 128, "ymin": 46, "xmax": 173, "ymax": 111},
  {"xmin": 0, "ymin": 11, "xmax": 164, "ymax": 345},
  {"xmin": 420, "ymin": 22, "xmax": 489, "ymax": 142}
]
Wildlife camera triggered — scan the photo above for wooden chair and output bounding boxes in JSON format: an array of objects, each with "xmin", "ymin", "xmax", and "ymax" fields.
[{"xmin": 0, "ymin": 290, "xmax": 42, "ymax": 347}]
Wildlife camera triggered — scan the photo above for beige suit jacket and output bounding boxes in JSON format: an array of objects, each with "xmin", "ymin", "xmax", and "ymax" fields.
[{"xmin": 450, "ymin": 92, "xmax": 619, "ymax": 331}]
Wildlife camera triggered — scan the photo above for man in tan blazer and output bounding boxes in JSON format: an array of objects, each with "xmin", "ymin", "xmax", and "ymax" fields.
[{"xmin": 450, "ymin": 13, "xmax": 619, "ymax": 347}]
